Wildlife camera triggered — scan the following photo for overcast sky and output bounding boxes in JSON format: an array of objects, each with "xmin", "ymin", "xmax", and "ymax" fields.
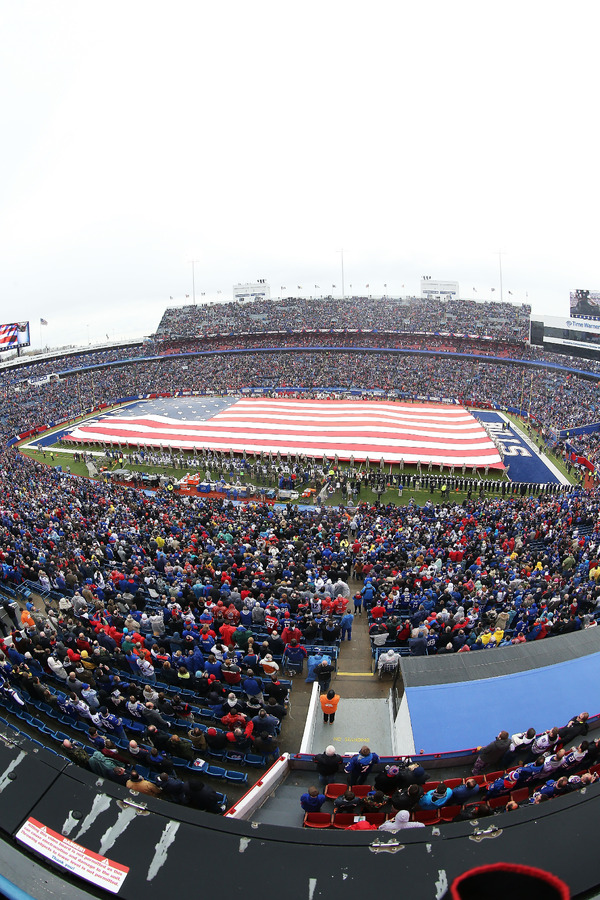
[{"xmin": 1, "ymin": 1, "xmax": 598, "ymax": 349}]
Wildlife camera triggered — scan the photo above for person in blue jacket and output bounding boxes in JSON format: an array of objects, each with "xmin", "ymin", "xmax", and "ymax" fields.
[
  {"xmin": 340, "ymin": 611, "xmax": 354, "ymax": 641},
  {"xmin": 300, "ymin": 787, "xmax": 327, "ymax": 812},
  {"xmin": 345, "ymin": 746, "xmax": 380, "ymax": 786},
  {"xmin": 419, "ymin": 782, "xmax": 453, "ymax": 809}
]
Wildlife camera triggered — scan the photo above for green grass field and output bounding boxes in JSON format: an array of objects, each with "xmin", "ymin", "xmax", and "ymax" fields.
[{"xmin": 19, "ymin": 443, "xmax": 561, "ymax": 508}]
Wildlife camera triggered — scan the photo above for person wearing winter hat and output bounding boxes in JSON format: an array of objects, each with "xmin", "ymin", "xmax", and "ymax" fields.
[
  {"xmin": 320, "ymin": 689, "xmax": 340, "ymax": 724},
  {"xmin": 374, "ymin": 764, "xmax": 405, "ymax": 795}
]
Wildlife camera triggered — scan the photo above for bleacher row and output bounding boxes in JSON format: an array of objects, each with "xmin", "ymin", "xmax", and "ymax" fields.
[
  {"xmin": 0, "ymin": 709, "xmax": 231, "ymax": 807},
  {"xmin": 0, "ymin": 688, "xmax": 240, "ymax": 792},
  {"xmin": 303, "ymin": 762, "xmax": 600, "ymax": 828},
  {"xmin": 26, "ymin": 656, "xmax": 289, "ymax": 765},
  {"xmin": 7, "ymin": 577, "xmax": 344, "ymax": 663},
  {"xmin": 303, "ymin": 764, "xmax": 600, "ymax": 828}
]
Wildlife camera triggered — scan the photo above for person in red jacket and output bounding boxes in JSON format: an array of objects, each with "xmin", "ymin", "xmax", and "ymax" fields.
[{"xmin": 281, "ymin": 624, "xmax": 302, "ymax": 645}]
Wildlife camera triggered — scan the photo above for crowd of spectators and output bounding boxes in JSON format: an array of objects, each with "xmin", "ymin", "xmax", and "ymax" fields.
[
  {"xmin": 3, "ymin": 349, "xmax": 600, "ymax": 441},
  {"xmin": 154, "ymin": 297, "xmax": 532, "ymax": 343},
  {"xmin": 0, "ymin": 447, "xmax": 599, "ymax": 669},
  {"xmin": 0, "ymin": 427, "xmax": 599, "ymax": 818},
  {"xmin": 304, "ymin": 713, "xmax": 599, "ymax": 829}
]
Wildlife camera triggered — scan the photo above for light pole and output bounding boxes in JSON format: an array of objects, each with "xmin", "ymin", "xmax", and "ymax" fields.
[
  {"xmin": 498, "ymin": 250, "xmax": 505, "ymax": 302},
  {"xmin": 337, "ymin": 249, "xmax": 345, "ymax": 299},
  {"xmin": 189, "ymin": 259, "xmax": 200, "ymax": 305}
]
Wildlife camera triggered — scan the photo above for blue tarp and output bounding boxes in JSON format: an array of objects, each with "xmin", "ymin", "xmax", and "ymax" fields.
[{"xmin": 407, "ymin": 651, "xmax": 600, "ymax": 754}]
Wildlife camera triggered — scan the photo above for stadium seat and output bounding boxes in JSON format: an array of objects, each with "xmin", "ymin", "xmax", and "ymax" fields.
[
  {"xmin": 439, "ymin": 805, "xmax": 461, "ymax": 822},
  {"xmin": 421, "ymin": 781, "xmax": 439, "ymax": 792},
  {"xmin": 444, "ymin": 778, "xmax": 464, "ymax": 789},
  {"xmin": 412, "ymin": 810, "xmax": 440, "ymax": 825},
  {"xmin": 352, "ymin": 785, "xmax": 372, "ymax": 798},
  {"xmin": 205, "ymin": 765, "xmax": 226, "ymax": 779},
  {"xmin": 364, "ymin": 813, "xmax": 386, "ymax": 826},
  {"xmin": 208, "ymin": 749, "xmax": 225, "ymax": 760},
  {"xmin": 244, "ymin": 753, "xmax": 266, "ymax": 768},
  {"xmin": 470, "ymin": 775, "xmax": 488, "ymax": 786},
  {"xmin": 510, "ymin": 788, "xmax": 530, "ymax": 803},
  {"xmin": 224, "ymin": 770, "xmax": 248, "ymax": 785},
  {"xmin": 331, "ymin": 813, "xmax": 355, "ymax": 829},
  {"xmin": 303, "ymin": 813, "xmax": 332, "ymax": 829},
  {"xmin": 488, "ymin": 796, "xmax": 508, "ymax": 809},
  {"xmin": 127, "ymin": 721, "xmax": 145, "ymax": 734},
  {"xmin": 324, "ymin": 783, "xmax": 348, "ymax": 799},
  {"xmin": 486, "ymin": 771, "xmax": 505, "ymax": 783},
  {"xmin": 225, "ymin": 751, "xmax": 245, "ymax": 765}
]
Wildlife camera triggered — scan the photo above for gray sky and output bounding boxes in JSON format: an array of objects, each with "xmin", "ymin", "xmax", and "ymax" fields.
[{"xmin": 1, "ymin": 1, "xmax": 599, "ymax": 349}]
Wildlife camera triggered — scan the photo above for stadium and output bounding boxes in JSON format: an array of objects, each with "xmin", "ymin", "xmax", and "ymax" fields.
[{"xmin": 0, "ymin": 293, "xmax": 599, "ymax": 898}]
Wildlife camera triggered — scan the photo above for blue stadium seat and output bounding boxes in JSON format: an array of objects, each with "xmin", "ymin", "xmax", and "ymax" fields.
[
  {"xmin": 225, "ymin": 751, "xmax": 245, "ymax": 765},
  {"xmin": 224, "ymin": 770, "xmax": 247, "ymax": 785},
  {"xmin": 244, "ymin": 753, "xmax": 266, "ymax": 768},
  {"xmin": 207, "ymin": 749, "xmax": 225, "ymax": 760}
]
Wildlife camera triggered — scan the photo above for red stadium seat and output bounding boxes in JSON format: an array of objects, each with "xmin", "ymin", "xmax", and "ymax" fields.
[
  {"xmin": 421, "ymin": 781, "xmax": 439, "ymax": 792},
  {"xmin": 331, "ymin": 813, "xmax": 355, "ymax": 829},
  {"xmin": 510, "ymin": 788, "xmax": 530, "ymax": 803},
  {"xmin": 470, "ymin": 775, "xmax": 488, "ymax": 786},
  {"xmin": 364, "ymin": 813, "xmax": 386, "ymax": 826},
  {"xmin": 485, "ymin": 771, "xmax": 505, "ymax": 782},
  {"xmin": 303, "ymin": 812, "xmax": 332, "ymax": 828},
  {"xmin": 412, "ymin": 810, "xmax": 440, "ymax": 825},
  {"xmin": 444, "ymin": 778, "xmax": 464, "ymax": 789},
  {"xmin": 439, "ymin": 805, "xmax": 461, "ymax": 822},
  {"xmin": 352, "ymin": 785, "xmax": 372, "ymax": 798},
  {"xmin": 324, "ymin": 783, "xmax": 348, "ymax": 799}
]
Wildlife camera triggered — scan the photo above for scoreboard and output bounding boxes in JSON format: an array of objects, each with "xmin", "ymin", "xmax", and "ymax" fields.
[
  {"xmin": 530, "ymin": 314, "xmax": 600, "ymax": 362},
  {"xmin": 0, "ymin": 322, "xmax": 30, "ymax": 353},
  {"xmin": 570, "ymin": 289, "xmax": 600, "ymax": 321}
]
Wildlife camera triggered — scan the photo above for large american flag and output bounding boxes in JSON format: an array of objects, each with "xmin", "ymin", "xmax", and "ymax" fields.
[
  {"xmin": 0, "ymin": 323, "xmax": 18, "ymax": 350},
  {"xmin": 64, "ymin": 398, "xmax": 504, "ymax": 468}
]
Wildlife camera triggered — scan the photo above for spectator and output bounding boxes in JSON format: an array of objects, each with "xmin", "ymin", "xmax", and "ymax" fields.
[
  {"xmin": 300, "ymin": 787, "xmax": 327, "ymax": 813},
  {"xmin": 345, "ymin": 746, "xmax": 380, "ymax": 786},
  {"xmin": 472, "ymin": 731, "xmax": 510, "ymax": 776},
  {"xmin": 313, "ymin": 745, "xmax": 343, "ymax": 786},
  {"xmin": 320, "ymin": 689, "xmax": 340, "ymax": 725}
]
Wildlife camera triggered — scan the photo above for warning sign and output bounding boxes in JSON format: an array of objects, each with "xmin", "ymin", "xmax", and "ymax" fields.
[{"xmin": 16, "ymin": 817, "xmax": 129, "ymax": 893}]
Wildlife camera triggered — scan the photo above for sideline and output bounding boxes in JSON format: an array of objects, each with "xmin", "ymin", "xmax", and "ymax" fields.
[{"xmin": 509, "ymin": 418, "xmax": 570, "ymax": 485}]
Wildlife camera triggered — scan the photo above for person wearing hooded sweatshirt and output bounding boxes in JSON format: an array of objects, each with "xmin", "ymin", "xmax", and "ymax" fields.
[{"xmin": 378, "ymin": 810, "xmax": 425, "ymax": 832}]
